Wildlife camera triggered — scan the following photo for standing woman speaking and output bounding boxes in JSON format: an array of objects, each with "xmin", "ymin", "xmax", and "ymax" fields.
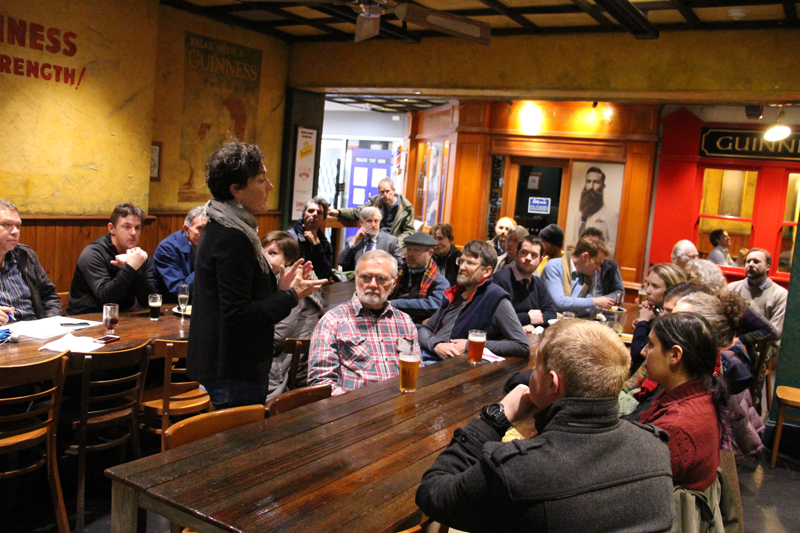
[{"xmin": 188, "ymin": 143, "xmax": 325, "ymax": 409}]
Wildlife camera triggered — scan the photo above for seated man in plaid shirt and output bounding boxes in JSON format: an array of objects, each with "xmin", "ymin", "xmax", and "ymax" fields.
[{"xmin": 308, "ymin": 250, "xmax": 420, "ymax": 395}]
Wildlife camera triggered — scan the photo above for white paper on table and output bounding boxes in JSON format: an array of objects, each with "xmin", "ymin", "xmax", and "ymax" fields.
[
  {"xmin": 39, "ymin": 333, "xmax": 101, "ymax": 353},
  {"xmin": 5, "ymin": 316, "xmax": 102, "ymax": 340},
  {"xmin": 482, "ymin": 348, "xmax": 505, "ymax": 362},
  {"xmin": 353, "ymin": 167, "xmax": 368, "ymax": 187},
  {"xmin": 371, "ymin": 167, "xmax": 387, "ymax": 187},
  {"xmin": 352, "ymin": 187, "xmax": 366, "ymax": 205}
]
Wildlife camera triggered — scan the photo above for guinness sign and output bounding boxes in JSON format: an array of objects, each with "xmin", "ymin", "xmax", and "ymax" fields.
[{"xmin": 700, "ymin": 127, "xmax": 800, "ymax": 163}]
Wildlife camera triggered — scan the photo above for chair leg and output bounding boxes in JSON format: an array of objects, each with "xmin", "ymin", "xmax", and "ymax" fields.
[
  {"xmin": 765, "ymin": 365, "xmax": 773, "ymax": 412},
  {"xmin": 47, "ymin": 433, "xmax": 71, "ymax": 533},
  {"xmin": 131, "ymin": 412, "xmax": 142, "ymax": 460},
  {"xmin": 770, "ymin": 403, "xmax": 786, "ymax": 469},
  {"xmin": 77, "ymin": 430, "xmax": 87, "ymax": 533}
]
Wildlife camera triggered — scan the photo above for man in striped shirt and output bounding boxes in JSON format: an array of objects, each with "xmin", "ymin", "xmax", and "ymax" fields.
[
  {"xmin": 308, "ymin": 250, "xmax": 420, "ymax": 395},
  {"xmin": 0, "ymin": 199, "xmax": 61, "ymax": 325}
]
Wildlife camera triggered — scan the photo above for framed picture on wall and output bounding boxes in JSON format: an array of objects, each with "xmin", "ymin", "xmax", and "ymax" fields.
[{"xmin": 150, "ymin": 142, "xmax": 162, "ymax": 181}]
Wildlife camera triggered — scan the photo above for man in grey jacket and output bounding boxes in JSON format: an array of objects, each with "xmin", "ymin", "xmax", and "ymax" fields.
[
  {"xmin": 416, "ymin": 319, "xmax": 675, "ymax": 533},
  {"xmin": 0, "ymin": 199, "xmax": 60, "ymax": 324}
]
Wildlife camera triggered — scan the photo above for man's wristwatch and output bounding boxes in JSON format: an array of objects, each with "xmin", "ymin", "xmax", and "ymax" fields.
[{"xmin": 480, "ymin": 403, "xmax": 512, "ymax": 434}]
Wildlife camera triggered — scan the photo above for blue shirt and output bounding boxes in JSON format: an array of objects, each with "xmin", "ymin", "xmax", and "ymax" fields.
[
  {"xmin": 0, "ymin": 250, "xmax": 36, "ymax": 321},
  {"xmin": 541, "ymin": 255, "xmax": 595, "ymax": 316},
  {"xmin": 153, "ymin": 230, "xmax": 196, "ymax": 302}
]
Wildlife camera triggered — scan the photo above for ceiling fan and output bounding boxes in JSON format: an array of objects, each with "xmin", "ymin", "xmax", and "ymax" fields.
[{"xmin": 239, "ymin": 0, "xmax": 491, "ymax": 45}]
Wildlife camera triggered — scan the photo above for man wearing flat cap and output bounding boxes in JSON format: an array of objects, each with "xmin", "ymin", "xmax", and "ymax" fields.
[
  {"xmin": 389, "ymin": 232, "xmax": 449, "ymax": 323},
  {"xmin": 536, "ymin": 223, "xmax": 564, "ymax": 276}
]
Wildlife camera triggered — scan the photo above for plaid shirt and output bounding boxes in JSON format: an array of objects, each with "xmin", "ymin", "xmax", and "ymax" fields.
[{"xmin": 308, "ymin": 294, "xmax": 420, "ymax": 395}]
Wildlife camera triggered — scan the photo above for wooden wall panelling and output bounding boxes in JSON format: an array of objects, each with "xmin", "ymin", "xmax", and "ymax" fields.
[
  {"xmin": 19, "ymin": 212, "xmax": 282, "ymax": 294},
  {"xmin": 616, "ymin": 142, "xmax": 655, "ymax": 285},
  {"xmin": 558, "ymin": 159, "xmax": 574, "ymax": 231},
  {"xmin": 491, "ymin": 136, "xmax": 627, "ymax": 162},
  {"xmin": 502, "ymin": 158, "xmax": 518, "ymax": 221},
  {"xmin": 448, "ymin": 132, "xmax": 491, "ymax": 245}
]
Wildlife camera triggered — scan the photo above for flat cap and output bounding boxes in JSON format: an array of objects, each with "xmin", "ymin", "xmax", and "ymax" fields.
[
  {"xmin": 404, "ymin": 231, "xmax": 436, "ymax": 247},
  {"xmin": 539, "ymin": 224, "xmax": 564, "ymax": 248}
]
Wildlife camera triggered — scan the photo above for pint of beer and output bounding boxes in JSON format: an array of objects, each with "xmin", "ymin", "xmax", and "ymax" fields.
[
  {"xmin": 399, "ymin": 353, "xmax": 421, "ymax": 393},
  {"xmin": 467, "ymin": 330, "xmax": 486, "ymax": 365}
]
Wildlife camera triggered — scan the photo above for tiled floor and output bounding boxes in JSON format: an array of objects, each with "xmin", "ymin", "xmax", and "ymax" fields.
[{"xmin": 5, "ymin": 438, "xmax": 800, "ymax": 532}]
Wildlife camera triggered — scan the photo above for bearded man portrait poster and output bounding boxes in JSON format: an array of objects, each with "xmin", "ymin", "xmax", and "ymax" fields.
[{"xmin": 566, "ymin": 162, "xmax": 624, "ymax": 258}]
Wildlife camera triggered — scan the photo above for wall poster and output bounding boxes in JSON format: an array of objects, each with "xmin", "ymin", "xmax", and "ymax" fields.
[
  {"xmin": 564, "ymin": 161, "xmax": 625, "ymax": 258},
  {"xmin": 291, "ymin": 127, "xmax": 318, "ymax": 220},
  {"xmin": 177, "ymin": 31, "xmax": 262, "ymax": 202}
]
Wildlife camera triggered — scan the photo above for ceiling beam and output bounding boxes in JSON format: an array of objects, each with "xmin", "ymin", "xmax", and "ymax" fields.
[
  {"xmin": 475, "ymin": 0, "xmax": 539, "ymax": 31},
  {"xmin": 257, "ymin": 5, "xmax": 352, "ymax": 37},
  {"xmin": 311, "ymin": 4, "xmax": 421, "ymax": 43},
  {"xmin": 668, "ymin": 0, "xmax": 702, "ymax": 27},
  {"xmin": 592, "ymin": 0, "xmax": 660, "ymax": 38},
  {"xmin": 569, "ymin": 0, "xmax": 617, "ymax": 27},
  {"xmin": 160, "ymin": 0, "xmax": 295, "ymax": 41},
  {"xmin": 783, "ymin": 0, "xmax": 799, "ymax": 24}
]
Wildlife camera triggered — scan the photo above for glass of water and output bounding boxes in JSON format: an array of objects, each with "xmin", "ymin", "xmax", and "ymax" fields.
[{"xmin": 177, "ymin": 284, "xmax": 190, "ymax": 324}]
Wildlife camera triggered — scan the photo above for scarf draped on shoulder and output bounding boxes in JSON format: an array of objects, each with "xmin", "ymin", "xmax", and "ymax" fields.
[{"xmin": 205, "ymin": 199, "xmax": 271, "ymax": 275}]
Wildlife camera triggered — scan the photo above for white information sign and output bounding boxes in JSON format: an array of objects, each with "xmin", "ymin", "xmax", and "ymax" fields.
[{"xmin": 291, "ymin": 127, "xmax": 318, "ymax": 219}]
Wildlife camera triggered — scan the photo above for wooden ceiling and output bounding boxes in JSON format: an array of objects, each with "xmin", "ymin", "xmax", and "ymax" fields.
[{"xmin": 164, "ymin": 0, "xmax": 799, "ymax": 43}]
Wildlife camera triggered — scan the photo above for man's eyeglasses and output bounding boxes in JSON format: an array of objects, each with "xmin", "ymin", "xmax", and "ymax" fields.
[
  {"xmin": 455, "ymin": 257, "xmax": 483, "ymax": 268},
  {"xmin": 357, "ymin": 273, "xmax": 392, "ymax": 285},
  {"xmin": 0, "ymin": 223, "xmax": 21, "ymax": 232}
]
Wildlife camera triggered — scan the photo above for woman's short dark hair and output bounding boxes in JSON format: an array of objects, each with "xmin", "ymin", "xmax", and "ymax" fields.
[
  {"xmin": 261, "ymin": 231, "xmax": 300, "ymax": 265},
  {"xmin": 430, "ymin": 223, "xmax": 454, "ymax": 242},
  {"xmin": 205, "ymin": 142, "xmax": 264, "ymax": 200}
]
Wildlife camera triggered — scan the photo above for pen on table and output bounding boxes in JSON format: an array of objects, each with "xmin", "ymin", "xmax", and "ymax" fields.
[{"xmin": 61, "ymin": 322, "xmax": 91, "ymax": 327}]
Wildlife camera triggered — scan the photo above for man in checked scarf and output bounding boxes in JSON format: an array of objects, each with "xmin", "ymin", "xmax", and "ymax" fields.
[{"xmin": 390, "ymin": 232, "xmax": 449, "ymax": 324}]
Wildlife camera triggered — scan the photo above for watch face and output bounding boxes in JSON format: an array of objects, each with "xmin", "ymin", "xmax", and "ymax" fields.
[{"xmin": 486, "ymin": 403, "xmax": 504, "ymax": 419}]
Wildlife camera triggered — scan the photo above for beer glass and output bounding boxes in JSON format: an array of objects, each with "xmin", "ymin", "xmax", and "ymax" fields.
[
  {"xmin": 399, "ymin": 353, "xmax": 421, "ymax": 393},
  {"xmin": 103, "ymin": 303, "xmax": 119, "ymax": 335},
  {"xmin": 148, "ymin": 293, "xmax": 162, "ymax": 321},
  {"xmin": 562, "ymin": 311, "xmax": 576, "ymax": 319},
  {"xmin": 467, "ymin": 330, "xmax": 486, "ymax": 365}
]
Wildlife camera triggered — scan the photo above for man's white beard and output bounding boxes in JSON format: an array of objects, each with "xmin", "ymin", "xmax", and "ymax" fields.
[{"xmin": 357, "ymin": 287, "xmax": 385, "ymax": 307}]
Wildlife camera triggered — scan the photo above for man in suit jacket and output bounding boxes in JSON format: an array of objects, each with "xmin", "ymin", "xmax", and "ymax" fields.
[
  {"xmin": 338, "ymin": 206, "xmax": 403, "ymax": 271},
  {"xmin": 492, "ymin": 235, "xmax": 557, "ymax": 331}
]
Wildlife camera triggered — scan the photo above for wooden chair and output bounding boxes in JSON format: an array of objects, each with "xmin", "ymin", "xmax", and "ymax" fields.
[
  {"xmin": 163, "ymin": 404, "xmax": 265, "ymax": 451},
  {"xmin": 61, "ymin": 342, "xmax": 150, "ymax": 532},
  {"xmin": 0, "ymin": 353, "xmax": 70, "ymax": 533},
  {"xmin": 285, "ymin": 338, "xmax": 311, "ymax": 390},
  {"xmin": 764, "ymin": 349, "xmax": 779, "ymax": 412},
  {"xmin": 264, "ymin": 382, "xmax": 332, "ymax": 417},
  {"xmin": 748, "ymin": 339, "xmax": 774, "ymax": 414},
  {"xmin": 163, "ymin": 405, "xmax": 265, "ymax": 533},
  {"xmin": 57, "ymin": 292, "xmax": 69, "ymax": 315},
  {"xmin": 770, "ymin": 385, "xmax": 800, "ymax": 468},
  {"xmin": 140, "ymin": 340, "xmax": 211, "ymax": 451}
]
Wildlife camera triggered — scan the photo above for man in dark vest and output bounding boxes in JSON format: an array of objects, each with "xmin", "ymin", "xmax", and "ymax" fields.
[{"xmin": 418, "ymin": 240, "xmax": 529, "ymax": 364}]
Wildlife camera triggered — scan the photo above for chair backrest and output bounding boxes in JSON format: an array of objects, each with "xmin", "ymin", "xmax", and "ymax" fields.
[
  {"xmin": 264, "ymin": 382, "xmax": 332, "ymax": 417},
  {"xmin": 0, "ymin": 352, "xmax": 68, "ymax": 452},
  {"xmin": 285, "ymin": 338, "xmax": 311, "ymax": 390},
  {"xmin": 75, "ymin": 342, "xmax": 150, "ymax": 426},
  {"xmin": 748, "ymin": 339, "xmax": 774, "ymax": 410},
  {"xmin": 57, "ymin": 293, "xmax": 69, "ymax": 315},
  {"xmin": 163, "ymin": 405, "xmax": 265, "ymax": 450},
  {"xmin": 150, "ymin": 339, "xmax": 198, "ymax": 399}
]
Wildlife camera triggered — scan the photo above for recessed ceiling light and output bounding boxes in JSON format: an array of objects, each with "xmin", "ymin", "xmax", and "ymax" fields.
[{"xmin": 727, "ymin": 8, "xmax": 748, "ymax": 20}]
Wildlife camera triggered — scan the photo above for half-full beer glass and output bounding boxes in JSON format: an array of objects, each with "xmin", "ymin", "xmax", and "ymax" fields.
[
  {"xmin": 467, "ymin": 330, "xmax": 486, "ymax": 365},
  {"xmin": 399, "ymin": 353, "xmax": 421, "ymax": 393}
]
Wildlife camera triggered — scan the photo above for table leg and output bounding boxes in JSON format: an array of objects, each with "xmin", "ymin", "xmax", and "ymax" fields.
[{"xmin": 111, "ymin": 481, "xmax": 144, "ymax": 533}]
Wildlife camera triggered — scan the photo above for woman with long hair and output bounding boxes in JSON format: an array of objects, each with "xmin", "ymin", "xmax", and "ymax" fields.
[{"xmin": 640, "ymin": 312, "xmax": 729, "ymax": 489}]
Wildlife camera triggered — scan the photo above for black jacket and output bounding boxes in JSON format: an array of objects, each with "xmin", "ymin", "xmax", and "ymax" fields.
[
  {"xmin": 434, "ymin": 245, "xmax": 461, "ymax": 287},
  {"xmin": 7, "ymin": 245, "xmax": 61, "ymax": 318},
  {"xmin": 187, "ymin": 220, "xmax": 297, "ymax": 384},
  {"xmin": 597, "ymin": 258, "xmax": 625, "ymax": 297},
  {"xmin": 288, "ymin": 219, "xmax": 333, "ymax": 280},
  {"xmin": 67, "ymin": 234, "xmax": 156, "ymax": 315},
  {"xmin": 417, "ymin": 397, "xmax": 675, "ymax": 533},
  {"xmin": 492, "ymin": 267, "xmax": 557, "ymax": 327}
]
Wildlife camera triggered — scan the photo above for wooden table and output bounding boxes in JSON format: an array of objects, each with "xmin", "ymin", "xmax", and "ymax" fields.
[
  {"xmin": 106, "ymin": 355, "xmax": 531, "ymax": 533},
  {"xmin": 0, "ymin": 306, "xmax": 188, "ymax": 370}
]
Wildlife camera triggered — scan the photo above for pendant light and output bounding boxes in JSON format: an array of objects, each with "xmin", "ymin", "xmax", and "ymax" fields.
[{"xmin": 764, "ymin": 106, "xmax": 791, "ymax": 142}]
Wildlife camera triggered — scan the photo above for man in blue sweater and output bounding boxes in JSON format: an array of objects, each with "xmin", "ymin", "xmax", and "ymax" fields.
[
  {"xmin": 153, "ymin": 206, "xmax": 206, "ymax": 302},
  {"xmin": 541, "ymin": 236, "xmax": 614, "ymax": 317}
]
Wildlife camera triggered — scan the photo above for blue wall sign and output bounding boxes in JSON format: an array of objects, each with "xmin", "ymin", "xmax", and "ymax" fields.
[{"xmin": 528, "ymin": 197, "xmax": 551, "ymax": 214}]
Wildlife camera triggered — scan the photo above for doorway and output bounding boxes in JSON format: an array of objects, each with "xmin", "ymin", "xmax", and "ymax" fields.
[{"xmin": 514, "ymin": 164, "xmax": 563, "ymax": 237}]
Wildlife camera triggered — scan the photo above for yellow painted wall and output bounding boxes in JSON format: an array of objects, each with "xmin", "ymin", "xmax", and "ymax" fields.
[
  {"xmin": 288, "ymin": 30, "xmax": 800, "ymax": 103},
  {"xmin": 0, "ymin": 0, "xmax": 160, "ymax": 214},
  {"xmin": 148, "ymin": 6, "xmax": 289, "ymax": 212}
]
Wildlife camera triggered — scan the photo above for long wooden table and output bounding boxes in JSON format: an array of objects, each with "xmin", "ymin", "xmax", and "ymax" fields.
[
  {"xmin": 105, "ymin": 355, "xmax": 531, "ymax": 533},
  {"xmin": 0, "ymin": 306, "xmax": 188, "ymax": 370}
]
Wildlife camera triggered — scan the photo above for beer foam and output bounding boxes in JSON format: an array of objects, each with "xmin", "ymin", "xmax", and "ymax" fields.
[
  {"xmin": 468, "ymin": 333, "xmax": 486, "ymax": 342},
  {"xmin": 399, "ymin": 353, "xmax": 420, "ymax": 363}
]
